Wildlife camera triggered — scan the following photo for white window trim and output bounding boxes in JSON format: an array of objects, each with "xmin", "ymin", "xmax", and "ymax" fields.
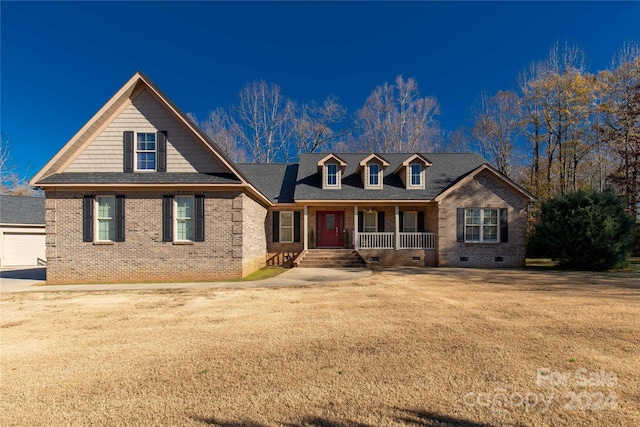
[
  {"xmin": 135, "ymin": 132, "xmax": 157, "ymax": 172},
  {"xmin": 279, "ymin": 211, "xmax": 294, "ymax": 243},
  {"xmin": 403, "ymin": 211, "xmax": 417, "ymax": 232},
  {"xmin": 407, "ymin": 163, "xmax": 424, "ymax": 189},
  {"xmin": 366, "ymin": 163, "xmax": 383, "ymax": 189},
  {"xmin": 363, "ymin": 210, "xmax": 377, "ymax": 232},
  {"xmin": 174, "ymin": 195, "xmax": 195, "ymax": 242},
  {"xmin": 95, "ymin": 195, "xmax": 115, "ymax": 242},
  {"xmin": 464, "ymin": 208, "xmax": 499, "ymax": 243},
  {"xmin": 324, "ymin": 163, "xmax": 340, "ymax": 189}
]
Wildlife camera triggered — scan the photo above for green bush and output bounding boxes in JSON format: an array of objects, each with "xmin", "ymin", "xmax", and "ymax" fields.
[{"xmin": 528, "ymin": 189, "xmax": 635, "ymax": 270}]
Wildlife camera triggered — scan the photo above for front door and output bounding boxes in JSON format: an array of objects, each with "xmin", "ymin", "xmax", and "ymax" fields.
[{"xmin": 316, "ymin": 211, "xmax": 344, "ymax": 247}]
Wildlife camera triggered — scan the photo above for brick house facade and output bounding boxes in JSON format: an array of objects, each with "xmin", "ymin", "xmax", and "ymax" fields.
[{"xmin": 32, "ymin": 72, "xmax": 535, "ymax": 284}]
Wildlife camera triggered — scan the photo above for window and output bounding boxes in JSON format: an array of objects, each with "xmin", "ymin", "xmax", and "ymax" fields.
[
  {"xmin": 96, "ymin": 196, "xmax": 115, "ymax": 241},
  {"xmin": 175, "ymin": 196, "xmax": 194, "ymax": 241},
  {"xmin": 364, "ymin": 211, "xmax": 377, "ymax": 232},
  {"xmin": 280, "ymin": 211, "xmax": 294, "ymax": 243},
  {"xmin": 136, "ymin": 132, "xmax": 156, "ymax": 171},
  {"xmin": 410, "ymin": 164, "xmax": 421, "ymax": 186},
  {"xmin": 465, "ymin": 208, "xmax": 498, "ymax": 242},
  {"xmin": 403, "ymin": 211, "xmax": 417, "ymax": 232},
  {"xmin": 326, "ymin": 163, "xmax": 338, "ymax": 186},
  {"xmin": 368, "ymin": 163, "xmax": 380, "ymax": 187}
]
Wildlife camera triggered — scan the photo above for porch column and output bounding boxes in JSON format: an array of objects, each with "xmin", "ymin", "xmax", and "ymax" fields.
[
  {"xmin": 303, "ymin": 205, "xmax": 308, "ymax": 251},
  {"xmin": 353, "ymin": 205, "xmax": 359, "ymax": 249},
  {"xmin": 395, "ymin": 205, "xmax": 400, "ymax": 249}
]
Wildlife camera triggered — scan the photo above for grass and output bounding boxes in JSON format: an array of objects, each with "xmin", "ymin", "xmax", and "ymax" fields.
[
  {"xmin": 227, "ymin": 266, "xmax": 287, "ymax": 282},
  {"xmin": 1, "ymin": 267, "xmax": 638, "ymax": 426},
  {"xmin": 527, "ymin": 256, "xmax": 640, "ymax": 272}
]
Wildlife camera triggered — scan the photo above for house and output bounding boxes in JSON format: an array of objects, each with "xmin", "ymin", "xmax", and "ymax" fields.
[
  {"xmin": 31, "ymin": 72, "xmax": 535, "ymax": 284},
  {"xmin": 0, "ymin": 195, "xmax": 46, "ymax": 266}
]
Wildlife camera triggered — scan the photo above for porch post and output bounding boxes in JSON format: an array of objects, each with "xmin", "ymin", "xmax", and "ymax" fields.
[
  {"xmin": 395, "ymin": 205, "xmax": 400, "ymax": 249},
  {"xmin": 353, "ymin": 205, "xmax": 359, "ymax": 249},
  {"xmin": 303, "ymin": 205, "xmax": 308, "ymax": 251}
]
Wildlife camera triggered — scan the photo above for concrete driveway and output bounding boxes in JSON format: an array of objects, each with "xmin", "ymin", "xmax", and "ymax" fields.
[{"xmin": 0, "ymin": 266, "xmax": 371, "ymax": 293}]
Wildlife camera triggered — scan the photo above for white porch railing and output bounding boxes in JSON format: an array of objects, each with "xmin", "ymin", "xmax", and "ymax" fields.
[
  {"xmin": 358, "ymin": 232, "xmax": 395, "ymax": 249},
  {"xmin": 399, "ymin": 232, "xmax": 436, "ymax": 249},
  {"xmin": 357, "ymin": 232, "xmax": 436, "ymax": 249}
]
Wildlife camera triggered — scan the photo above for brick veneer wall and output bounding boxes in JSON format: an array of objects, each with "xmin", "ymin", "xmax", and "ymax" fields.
[
  {"xmin": 357, "ymin": 249, "xmax": 436, "ymax": 267},
  {"xmin": 45, "ymin": 190, "xmax": 265, "ymax": 284},
  {"xmin": 437, "ymin": 173, "xmax": 529, "ymax": 268},
  {"xmin": 240, "ymin": 193, "xmax": 268, "ymax": 276}
]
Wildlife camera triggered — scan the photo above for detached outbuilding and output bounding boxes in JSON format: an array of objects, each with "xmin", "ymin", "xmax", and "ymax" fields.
[{"xmin": 0, "ymin": 195, "xmax": 46, "ymax": 267}]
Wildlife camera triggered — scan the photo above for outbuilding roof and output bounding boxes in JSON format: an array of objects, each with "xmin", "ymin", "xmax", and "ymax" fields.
[{"xmin": 0, "ymin": 195, "xmax": 45, "ymax": 225}]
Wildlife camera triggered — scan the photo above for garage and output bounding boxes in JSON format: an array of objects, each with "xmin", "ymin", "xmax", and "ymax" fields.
[
  {"xmin": 1, "ymin": 195, "xmax": 46, "ymax": 267},
  {"xmin": 2, "ymin": 232, "xmax": 46, "ymax": 266}
]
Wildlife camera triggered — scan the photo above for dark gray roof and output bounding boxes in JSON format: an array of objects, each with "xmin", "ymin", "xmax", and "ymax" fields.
[
  {"xmin": 37, "ymin": 172, "xmax": 241, "ymax": 185},
  {"xmin": 295, "ymin": 152, "xmax": 487, "ymax": 200},
  {"xmin": 0, "ymin": 195, "xmax": 45, "ymax": 225},
  {"xmin": 237, "ymin": 163, "xmax": 298, "ymax": 203}
]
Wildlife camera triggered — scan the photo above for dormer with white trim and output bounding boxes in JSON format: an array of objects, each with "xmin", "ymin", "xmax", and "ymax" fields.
[
  {"xmin": 317, "ymin": 153, "xmax": 347, "ymax": 190},
  {"xmin": 394, "ymin": 153, "xmax": 431, "ymax": 190},
  {"xmin": 357, "ymin": 154, "xmax": 389, "ymax": 190}
]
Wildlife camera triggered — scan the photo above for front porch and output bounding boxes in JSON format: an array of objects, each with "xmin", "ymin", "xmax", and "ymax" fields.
[{"xmin": 302, "ymin": 204, "xmax": 438, "ymax": 251}]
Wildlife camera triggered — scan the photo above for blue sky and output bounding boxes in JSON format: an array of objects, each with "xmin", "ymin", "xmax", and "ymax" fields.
[{"xmin": 2, "ymin": 1, "xmax": 638, "ymax": 179}]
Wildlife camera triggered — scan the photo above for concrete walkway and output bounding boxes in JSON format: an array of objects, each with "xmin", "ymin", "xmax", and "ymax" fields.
[{"xmin": 0, "ymin": 266, "xmax": 371, "ymax": 293}]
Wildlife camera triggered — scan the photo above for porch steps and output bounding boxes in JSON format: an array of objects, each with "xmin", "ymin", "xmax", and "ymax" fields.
[{"xmin": 295, "ymin": 249, "xmax": 367, "ymax": 268}]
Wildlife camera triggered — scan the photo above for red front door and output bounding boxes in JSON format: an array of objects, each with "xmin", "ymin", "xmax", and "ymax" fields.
[{"xmin": 317, "ymin": 211, "xmax": 344, "ymax": 247}]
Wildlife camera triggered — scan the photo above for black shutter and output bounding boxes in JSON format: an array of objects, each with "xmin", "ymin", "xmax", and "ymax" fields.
[
  {"xmin": 195, "ymin": 195, "xmax": 205, "ymax": 242},
  {"xmin": 162, "ymin": 195, "xmax": 173, "ymax": 242},
  {"xmin": 418, "ymin": 211, "xmax": 425, "ymax": 233},
  {"xmin": 157, "ymin": 131, "xmax": 167, "ymax": 172},
  {"xmin": 123, "ymin": 131, "xmax": 134, "ymax": 173},
  {"xmin": 83, "ymin": 195, "xmax": 93, "ymax": 242},
  {"xmin": 456, "ymin": 208, "xmax": 465, "ymax": 242},
  {"xmin": 500, "ymin": 208, "xmax": 508, "ymax": 243},
  {"xmin": 358, "ymin": 211, "xmax": 363, "ymax": 232},
  {"xmin": 377, "ymin": 211, "xmax": 385, "ymax": 232},
  {"xmin": 294, "ymin": 211, "xmax": 301, "ymax": 242},
  {"xmin": 273, "ymin": 211, "xmax": 280, "ymax": 242},
  {"xmin": 115, "ymin": 195, "xmax": 125, "ymax": 242},
  {"xmin": 399, "ymin": 211, "xmax": 404, "ymax": 232}
]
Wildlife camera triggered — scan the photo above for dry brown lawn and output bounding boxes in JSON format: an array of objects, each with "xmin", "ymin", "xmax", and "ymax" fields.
[{"xmin": 1, "ymin": 268, "xmax": 639, "ymax": 426}]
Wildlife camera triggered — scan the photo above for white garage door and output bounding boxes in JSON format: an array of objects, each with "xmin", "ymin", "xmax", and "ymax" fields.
[{"xmin": 3, "ymin": 233, "xmax": 46, "ymax": 266}]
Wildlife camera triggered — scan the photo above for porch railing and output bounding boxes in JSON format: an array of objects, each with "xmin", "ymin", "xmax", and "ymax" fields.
[
  {"xmin": 358, "ymin": 232, "xmax": 395, "ymax": 249},
  {"xmin": 357, "ymin": 232, "xmax": 436, "ymax": 249},
  {"xmin": 399, "ymin": 232, "xmax": 436, "ymax": 249}
]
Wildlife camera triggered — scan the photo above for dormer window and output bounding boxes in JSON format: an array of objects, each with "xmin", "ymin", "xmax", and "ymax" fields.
[
  {"xmin": 358, "ymin": 154, "xmax": 388, "ymax": 190},
  {"xmin": 394, "ymin": 154, "xmax": 431, "ymax": 189},
  {"xmin": 318, "ymin": 154, "xmax": 346, "ymax": 190},
  {"xmin": 327, "ymin": 164, "xmax": 338, "ymax": 186},
  {"xmin": 410, "ymin": 164, "xmax": 422, "ymax": 186},
  {"xmin": 368, "ymin": 164, "xmax": 380, "ymax": 187}
]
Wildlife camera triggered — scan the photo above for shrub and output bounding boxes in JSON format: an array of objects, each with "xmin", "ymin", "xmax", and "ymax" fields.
[{"xmin": 529, "ymin": 189, "xmax": 635, "ymax": 270}]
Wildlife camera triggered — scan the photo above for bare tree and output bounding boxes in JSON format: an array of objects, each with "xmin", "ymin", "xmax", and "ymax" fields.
[
  {"xmin": 294, "ymin": 95, "xmax": 347, "ymax": 155},
  {"xmin": 353, "ymin": 76, "xmax": 440, "ymax": 153},
  {"xmin": 233, "ymin": 80, "xmax": 295, "ymax": 163},
  {"xmin": 200, "ymin": 108, "xmax": 247, "ymax": 162},
  {"xmin": 1, "ymin": 136, "xmax": 38, "ymax": 195},
  {"xmin": 470, "ymin": 91, "xmax": 522, "ymax": 177}
]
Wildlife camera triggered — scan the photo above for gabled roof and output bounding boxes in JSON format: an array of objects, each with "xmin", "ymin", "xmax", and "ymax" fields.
[
  {"xmin": 29, "ymin": 72, "xmax": 271, "ymax": 205},
  {"xmin": 434, "ymin": 163, "xmax": 536, "ymax": 202},
  {"xmin": 236, "ymin": 163, "xmax": 298, "ymax": 204},
  {"xmin": 316, "ymin": 153, "xmax": 347, "ymax": 171},
  {"xmin": 295, "ymin": 152, "xmax": 488, "ymax": 201},
  {"xmin": 0, "ymin": 195, "xmax": 45, "ymax": 225},
  {"xmin": 393, "ymin": 153, "xmax": 432, "ymax": 174},
  {"xmin": 357, "ymin": 153, "xmax": 390, "ymax": 173}
]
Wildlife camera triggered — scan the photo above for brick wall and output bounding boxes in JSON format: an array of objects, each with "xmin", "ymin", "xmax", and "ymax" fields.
[
  {"xmin": 437, "ymin": 173, "xmax": 529, "ymax": 268},
  {"xmin": 45, "ymin": 190, "xmax": 265, "ymax": 284},
  {"xmin": 240, "ymin": 193, "xmax": 268, "ymax": 276},
  {"xmin": 357, "ymin": 249, "xmax": 436, "ymax": 267}
]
